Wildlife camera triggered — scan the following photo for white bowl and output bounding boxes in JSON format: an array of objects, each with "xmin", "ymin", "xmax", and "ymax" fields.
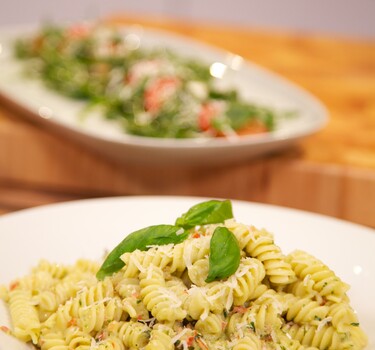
[{"xmin": 0, "ymin": 25, "xmax": 327, "ymax": 165}]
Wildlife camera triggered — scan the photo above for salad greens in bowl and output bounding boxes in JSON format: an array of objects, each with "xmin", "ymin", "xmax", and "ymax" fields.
[
  {"xmin": 0, "ymin": 22, "xmax": 327, "ymax": 164},
  {"xmin": 14, "ymin": 23, "xmax": 278, "ymax": 139}
]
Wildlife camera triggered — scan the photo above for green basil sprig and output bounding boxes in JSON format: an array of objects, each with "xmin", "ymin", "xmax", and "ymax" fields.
[
  {"xmin": 96, "ymin": 225, "xmax": 188, "ymax": 280},
  {"xmin": 206, "ymin": 226, "xmax": 241, "ymax": 283},
  {"xmin": 97, "ymin": 199, "xmax": 236, "ymax": 280},
  {"xmin": 175, "ymin": 199, "xmax": 233, "ymax": 229}
]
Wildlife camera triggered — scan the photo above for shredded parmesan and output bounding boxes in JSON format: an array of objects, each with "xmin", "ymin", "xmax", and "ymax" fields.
[
  {"xmin": 89, "ymin": 337, "xmax": 97, "ymax": 350},
  {"xmin": 236, "ymin": 321, "xmax": 248, "ymax": 338},
  {"xmin": 303, "ymin": 274, "xmax": 311, "ymax": 286},
  {"xmin": 270, "ymin": 328, "xmax": 278, "ymax": 343},
  {"xmin": 206, "ymin": 287, "xmax": 226, "ymax": 305},
  {"xmin": 317, "ymin": 316, "xmax": 332, "ymax": 332},
  {"xmin": 225, "ymin": 290, "xmax": 234, "ymax": 312},
  {"xmin": 183, "ymin": 240, "xmax": 194, "ymax": 268},
  {"xmin": 159, "ymin": 287, "xmax": 182, "ymax": 307},
  {"xmin": 146, "ymin": 244, "xmax": 174, "ymax": 257},
  {"xmin": 200, "ymin": 307, "xmax": 209, "ymax": 321},
  {"xmin": 130, "ymin": 255, "xmax": 146, "ymax": 273},
  {"xmin": 146, "ymin": 265, "xmax": 154, "ymax": 280},
  {"xmin": 81, "ymin": 297, "xmax": 112, "ymax": 310},
  {"xmin": 171, "ymin": 328, "xmax": 190, "ymax": 343}
]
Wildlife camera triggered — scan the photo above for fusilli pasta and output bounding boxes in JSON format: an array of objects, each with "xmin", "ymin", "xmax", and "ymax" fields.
[{"xmin": 0, "ymin": 219, "xmax": 367, "ymax": 350}]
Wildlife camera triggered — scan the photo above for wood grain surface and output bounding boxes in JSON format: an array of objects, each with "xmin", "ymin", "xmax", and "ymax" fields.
[{"xmin": 0, "ymin": 15, "xmax": 374, "ymax": 226}]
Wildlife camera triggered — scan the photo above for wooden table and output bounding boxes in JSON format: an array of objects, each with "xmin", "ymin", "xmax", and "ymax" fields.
[{"xmin": 1, "ymin": 16, "xmax": 375, "ymax": 227}]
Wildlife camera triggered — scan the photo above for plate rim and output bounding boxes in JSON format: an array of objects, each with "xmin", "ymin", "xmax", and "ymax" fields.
[{"xmin": 0, "ymin": 195, "xmax": 373, "ymax": 237}]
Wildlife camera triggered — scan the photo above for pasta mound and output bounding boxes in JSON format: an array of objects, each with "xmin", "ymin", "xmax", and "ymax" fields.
[{"xmin": 0, "ymin": 220, "xmax": 368, "ymax": 350}]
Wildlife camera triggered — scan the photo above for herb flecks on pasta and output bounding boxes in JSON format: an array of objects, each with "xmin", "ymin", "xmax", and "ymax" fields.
[{"xmin": 0, "ymin": 200, "xmax": 368, "ymax": 350}]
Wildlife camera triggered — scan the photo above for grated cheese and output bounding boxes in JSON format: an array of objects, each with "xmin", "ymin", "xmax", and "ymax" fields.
[
  {"xmin": 130, "ymin": 254, "xmax": 146, "ymax": 274},
  {"xmin": 317, "ymin": 316, "xmax": 332, "ymax": 332},
  {"xmin": 81, "ymin": 297, "xmax": 112, "ymax": 310},
  {"xmin": 303, "ymin": 274, "xmax": 311, "ymax": 286},
  {"xmin": 146, "ymin": 265, "xmax": 154, "ymax": 280},
  {"xmin": 146, "ymin": 244, "xmax": 174, "ymax": 257},
  {"xmin": 171, "ymin": 328, "xmax": 190, "ymax": 344},
  {"xmin": 225, "ymin": 289, "xmax": 234, "ymax": 312},
  {"xmin": 89, "ymin": 337, "xmax": 97, "ymax": 350},
  {"xmin": 235, "ymin": 321, "xmax": 248, "ymax": 338},
  {"xmin": 183, "ymin": 240, "xmax": 194, "ymax": 268},
  {"xmin": 159, "ymin": 287, "xmax": 182, "ymax": 308}
]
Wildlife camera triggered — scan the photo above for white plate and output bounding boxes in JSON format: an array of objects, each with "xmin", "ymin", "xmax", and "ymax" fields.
[
  {"xmin": 0, "ymin": 25, "xmax": 327, "ymax": 165},
  {"xmin": 0, "ymin": 196, "xmax": 374, "ymax": 349}
]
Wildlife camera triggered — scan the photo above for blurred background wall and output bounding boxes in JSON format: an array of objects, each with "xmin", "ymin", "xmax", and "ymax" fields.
[{"xmin": 1, "ymin": 0, "xmax": 374, "ymax": 39}]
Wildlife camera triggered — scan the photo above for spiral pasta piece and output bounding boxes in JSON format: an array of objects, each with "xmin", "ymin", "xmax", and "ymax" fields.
[
  {"xmin": 51, "ymin": 279, "xmax": 123, "ymax": 332},
  {"xmin": 277, "ymin": 332, "xmax": 319, "ymax": 350},
  {"xmin": 9, "ymin": 289, "xmax": 40, "ymax": 343},
  {"xmin": 284, "ymin": 293, "xmax": 330, "ymax": 325},
  {"xmin": 74, "ymin": 259, "xmax": 101, "ymax": 275},
  {"xmin": 144, "ymin": 329, "xmax": 173, "ymax": 350},
  {"xmin": 283, "ymin": 323, "xmax": 366, "ymax": 350},
  {"xmin": 95, "ymin": 337, "xmax": 125, "ymax": 350},
  {"xmin": 184, "ymin": 285, "xmax": 211, "ymax": 320},
  {"xmin": 165, "ymin": 277, "xmax": 189, "ymax": 306},
  {"xmin": 39, "ymin": 331, "xmax": 66, "ymax": 350},
  {"xmin": 195, "ymin": 312, "xmax": 224, "ymax": 340},
  {"xmin": 121, "ymin": 246, "xmax": 175, "ymax": 278},
  {"xmin": 231, "ymin": 225, "xmax": 295, "ymax": 285},
  {"xmin": 139, "ymin": 265, "xmax": 186, "ymax": 322},
  {"xmin": 107, "ymin": 320, "xmax": 151, "ymax": 348},
  {"xmin": 187, "ymin": 258, "xmax": 209, "ymax": 286},
  {"xmin": 287, "ymin": 250, "xmax": 349, "ymax": 303},
  {"xmin": 232, "ymin": 334, "xmax": 261, "ymax": 350},
  {"xmin": 121, "ymin": 236, "xmax": 211, "ymax": 279},
  {"xmin": 328, "ymin": 302, "xmax": 360, "ymax": 330},
  {"xmin": 17, "ymin": 271, "xmax": 56, "ymax": 292},
  {"xmin": 33, "ymin": 260, "xmax": 70, "ymax": 279},
  {"xmin": 230, "ymin": 257, "xmax": 266, "ymax": 305},
  {"xmin": 64, "ymin": 327, "xmax": 92, "ymax": 349}
]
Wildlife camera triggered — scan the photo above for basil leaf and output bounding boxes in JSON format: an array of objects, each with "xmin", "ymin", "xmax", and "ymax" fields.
[
  {"xmin": 175, "ymin": 200, "xmax": 233, "ymax": 229},
  {"xmin": 206, "ymin": 226, "xmax": 240, "ymax": 283},
  {"xmin": 97, "ymin": 225, "xmax": 188, "ymax": 280}
]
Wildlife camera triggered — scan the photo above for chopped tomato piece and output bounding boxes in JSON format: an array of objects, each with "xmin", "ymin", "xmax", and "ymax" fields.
[
  {"xmin": 198, "ymin": 101, "xmax": 225, "ymax": 132},
  {"xmin": 67, "ymin": 318, "xmax": 77, "ymax": 327},
  {"xmin": 232, "ymin": 306, "xmax": 248, "ymax": 314},
  {"xmin": 144, "ymin": 77, "xmax": 180, "ymax": 114},
  {"xmin": 186, "ymin": 336, "xmax": 195, "ymax": 347},
  {"xmin": 0, "ymin": 326, "xmax": 10, "ymax": 334},
  {"xmin": 96, "ymin": 330, "xmax": 107, "ymax": 341},
  {"xmin": 9, "ymin": 281, "xmax": 19, "ymax": 291},
  {"xmin": 236, "ymin": 120, "xmax": 268, "ymax": 135},
  {"xmin": 67, "ymin": 24, "xmax": 91, "ymax": 39}
]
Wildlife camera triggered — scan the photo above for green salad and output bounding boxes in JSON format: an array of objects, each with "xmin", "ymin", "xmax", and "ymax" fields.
[{"xmin": 15, "ymin": 23, "xmax": 283, "ymax": 139}]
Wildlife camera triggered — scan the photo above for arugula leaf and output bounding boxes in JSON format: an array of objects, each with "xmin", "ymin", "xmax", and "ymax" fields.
[
  {"xmin": 226, "ymin": 102, "xmax": 258, "ymax": 130},
  {"xmin": 175, "ymin": 200, "xmax": 233, "ymax": 229},
  {"xmin": 96, "ymin": 225, "xmax": 188, "ymax": 280},
  {"xmin": 205, "ymin": 226, "xmax": 241, "ymax": 283}
]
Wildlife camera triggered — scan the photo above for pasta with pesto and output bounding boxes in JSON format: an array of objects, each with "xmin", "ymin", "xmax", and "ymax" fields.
[{"xmin": 0, "ymin": 216, "xmax": 368, "ymax": 350}]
